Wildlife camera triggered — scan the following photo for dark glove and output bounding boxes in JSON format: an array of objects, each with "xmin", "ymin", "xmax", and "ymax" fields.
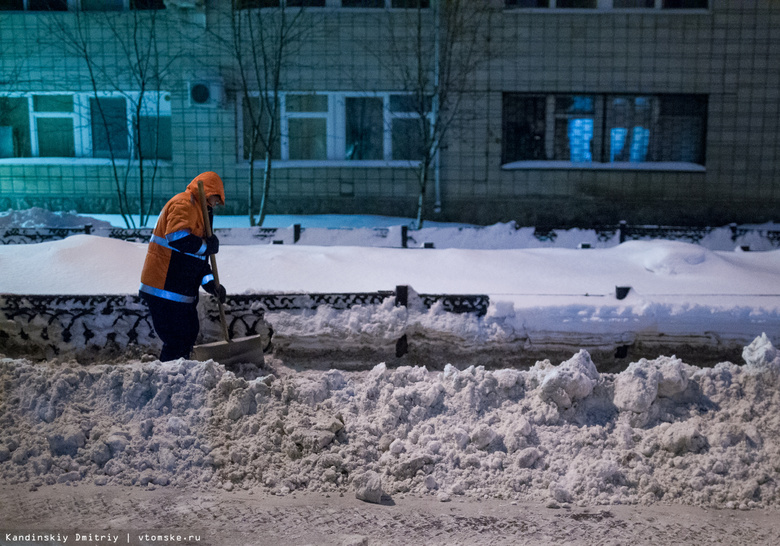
[
  {"xmin": 204, "ymin": 234, "xmax": 219, "ymax": 255},
  {"xmin": 203, "ymin": 280, "xmax": 226, "ymax": 303}
]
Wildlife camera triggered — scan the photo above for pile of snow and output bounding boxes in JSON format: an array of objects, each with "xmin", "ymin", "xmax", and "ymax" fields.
[
  {"xmin": 0, "ymin": 208, "xmax": 112, "ymax": 229},
  {"xmin": 1, "ymin": 334, "xmax": 779, "ymax": 508}
]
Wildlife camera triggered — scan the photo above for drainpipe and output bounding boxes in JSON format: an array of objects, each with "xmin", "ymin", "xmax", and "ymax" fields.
[{"xmin": 432, "ymin": 0, "xmax": 442, "ymax": 214}]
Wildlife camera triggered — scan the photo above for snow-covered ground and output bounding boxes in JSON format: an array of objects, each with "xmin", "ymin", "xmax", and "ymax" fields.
[
  {"xmin": 2, "ymin": 209, "xmax": 780, "ymax": 366},
  {"xmin": 1, "ymin": 208, "xmax": 780, "ymax": 544}
]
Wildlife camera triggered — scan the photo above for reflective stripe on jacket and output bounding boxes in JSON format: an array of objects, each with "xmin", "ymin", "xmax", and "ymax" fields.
[{"xmin": 139, "ymin": 171, "xmax": 225, "ymax": 303}]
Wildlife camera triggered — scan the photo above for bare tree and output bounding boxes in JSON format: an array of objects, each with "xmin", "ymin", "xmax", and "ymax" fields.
[
  {"xmin": 381, "ymin": 0, "xmax": 492, "ymax": 229},
  {"xmin": 45, "ymin": 8, "xmax": 177, "ymax": 228},
  {"xmin": 221, "ymin": 1, "xmax": 312, "ymax": 227},
  {"xmin": 0, "ymin": 42, "xmax": 34, "ymax": 163}
]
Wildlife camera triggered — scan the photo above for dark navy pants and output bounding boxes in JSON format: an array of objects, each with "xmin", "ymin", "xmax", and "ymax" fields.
[{"xmin": 140, "ymin": 292, "xmax": 200, "ymax": 361}]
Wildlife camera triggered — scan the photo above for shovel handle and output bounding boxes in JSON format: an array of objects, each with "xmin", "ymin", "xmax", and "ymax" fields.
[{"xmin": 197, "ymin": 180, "xmax": 230, "ymax": 343}]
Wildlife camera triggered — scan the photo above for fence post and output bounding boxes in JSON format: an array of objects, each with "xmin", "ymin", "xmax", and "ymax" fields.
[
  {"xmin": 619, "ymin": 220, "xmax": 627, "ymax": 244},
  {"xmin": 401, "ymin": 225, "xmax": 408, "ymax": 248},
  {"xmin": 729, "ymin": 223, "xmax": 738, "ymax": 242},
  {"xmin": 395, "ymin": 285, "xmax": 408, "ymax": 307},
  {"xmin": 294, "ymin": 224, "xmax": 301, "ymax": 243},
  {"xmin": 395, "ymin": 284, "xmax": 409, "ymax": 357}
]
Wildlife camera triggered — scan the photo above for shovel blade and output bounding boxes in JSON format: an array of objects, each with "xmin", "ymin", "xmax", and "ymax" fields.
[{"xmin": 192, "ymin": 334, "xmax": 266, "ymax": 366}]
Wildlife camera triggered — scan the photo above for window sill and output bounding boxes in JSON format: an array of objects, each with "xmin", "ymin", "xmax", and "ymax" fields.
[
  {"xmin": 503, "ymin": 8, "xmax": 710, "ymax": 14},
  {"xmin": 502, "ymin": 161, "xmax": 705, "ymax": 172},
  {"xmin": 240, "ymin": 159, "xmax": 422, "ymax": 169},
  {"xmin": 0, "ymin": 158, "xmax": 173, "ymax": 167}
]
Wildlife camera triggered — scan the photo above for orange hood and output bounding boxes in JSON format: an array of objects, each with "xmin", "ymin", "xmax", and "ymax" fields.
[{"xmin": 186, "ymin": 171, "xmax": 225, "ymax": 205}]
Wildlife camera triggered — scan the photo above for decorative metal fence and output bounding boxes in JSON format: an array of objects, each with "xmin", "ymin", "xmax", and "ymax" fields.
[
  {"xmin": 3, "ymin": 222, "xmax": 780, "ymax": 249},
  {"xmin": 0, "ymin": 287, "xmax": 488, "ymax": 361}
]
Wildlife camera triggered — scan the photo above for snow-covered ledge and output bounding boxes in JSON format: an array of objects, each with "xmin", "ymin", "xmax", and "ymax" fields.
[{"xmin": 502, "ymin": 161, "xmax": 706, "ymax": 172}]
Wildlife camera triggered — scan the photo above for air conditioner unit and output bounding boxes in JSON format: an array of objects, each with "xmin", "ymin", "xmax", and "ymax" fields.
[{"xmin": 188, "ymin": 79, "xmax": 224, "ymax": 108}]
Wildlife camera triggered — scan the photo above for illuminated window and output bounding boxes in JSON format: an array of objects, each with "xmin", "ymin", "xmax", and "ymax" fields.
[
  {"xmin": 502, "ymin": 93, "xmax": 707, "ymax": 166},
  {"xmin": 504, "ymin": 0, "xmax": 707, "ymax": 8}
]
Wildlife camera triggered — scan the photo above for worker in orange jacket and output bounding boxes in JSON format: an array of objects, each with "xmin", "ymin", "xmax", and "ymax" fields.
[{"xmin": 139, "ymin": 171, "xmax": 227, "ymax": 361}]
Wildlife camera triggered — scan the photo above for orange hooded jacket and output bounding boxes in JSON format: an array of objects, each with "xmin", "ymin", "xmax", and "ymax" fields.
[{"xmin": 139, "ymin": 172, "xmax": 226, "ymax": 303}]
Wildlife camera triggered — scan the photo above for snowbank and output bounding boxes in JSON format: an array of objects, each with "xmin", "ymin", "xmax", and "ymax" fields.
[
  {"xmin": 2, "ymin": 334, "xmax": 778, "ymax": 509},
  {"xmin": 2, "ymin": 235, "xmax": 780, "ymax": 367}
]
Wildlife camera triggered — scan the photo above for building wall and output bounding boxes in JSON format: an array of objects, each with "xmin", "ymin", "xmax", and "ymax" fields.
[{"xmin": 0, "ymin": 1, "xmax": 778, "ymax": 227}]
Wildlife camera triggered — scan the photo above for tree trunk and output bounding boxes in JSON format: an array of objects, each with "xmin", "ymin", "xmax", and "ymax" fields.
[
  {"xmin": 248, "ymin": 143, "xmax": 257, "ymax": 227},
  {"xmin": 257, "ymin": 151, "xmax": 273, "ymax": 227},
  {"xmin": 415, "ymin": 161, "xmax": 429, "ymax": 229}
]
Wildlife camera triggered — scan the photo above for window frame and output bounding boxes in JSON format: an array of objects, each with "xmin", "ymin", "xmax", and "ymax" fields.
[
  {"xmin": 234, "ymin": 0, "xmax": 431, "ymax": 10},
  {"xmin": 0, "ymin": 0, "xmax": 165, "ymax": 11},
  {"xmin": 0, "ymin": 90, "xmax": 172, "ymax": 164},
  {"xmin": 239, "ymin": 90, "xmax": 430, "ymax": 168},
  {"xmin": 502, "ymin": 92, "xmax": 707, "ymax": 172},
  {"xmin": 30, "ymin": 94, "xmax": 83, "ymax": 157},
  {"xmin": 503, "ymin": 0, "xmax": 709, "ymax": 11}
]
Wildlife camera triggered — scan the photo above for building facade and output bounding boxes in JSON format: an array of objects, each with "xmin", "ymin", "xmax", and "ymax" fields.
[{"xmin": 0, "ymin": 0, "xmax": 778, "ymax": 227}]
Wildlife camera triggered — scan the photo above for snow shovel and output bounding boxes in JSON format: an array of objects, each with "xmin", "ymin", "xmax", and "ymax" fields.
[{"xmin": 191, "ymin": 180, "xmax": 266, "ymax": 367}]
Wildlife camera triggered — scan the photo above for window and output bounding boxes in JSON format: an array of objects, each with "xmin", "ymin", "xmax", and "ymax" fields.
[
  {"xmin": 0, "ymin": 97, "xmax": 31, "ymax": 158},
  {"xmin": 390, "ymin": 0, "xmax": 429, "ymax": 7},
  {"xmin": 342, "ymin": 0, "xmax": 385, "ymax": 7},
  {"xmin": 613, "ymin": 0, "xmax": 654, "ymax": 7},
  {"xmin": 504, "ymin": 0, "xmax": 707, "ymax": 8},
  {"xmin": 234, "ymin": 0, "xmax": 279, "ymax": 8},
  {"xmin": 557, "ymin": 0, "xmax": 596, "ymax": 8},
  {"xmin": 129, "ymin": 0, "xmax": 165, "ymax": 8},
  {"xmin": 505, "ymin": 0, "xmax": 549, "ymax": 7},
  {"xmin": 0, "ymin": 91, "xmax": 172, "ymax": 161},
  {"xmin": 0, "ymin": 0, "xmax": 165, "ymax": 10},
  {"xmin": 81, "ymin": 0, "xmax": 125, "ymax": 9},
  {"xmin": 389, "ymin": 95, "xmax": 426, "ymax": 161},
  {"xmin": 286, "ymin": 94, "xmax": 328, "ymax": 159},
  {"xmin": 241, "ymin": 97, "xmax": 281, "ymax": 160},
  {"xmin": 235, "ymin": 0, "xmax": 429, "ymax": 8},
  {"xmin": 241, "ymin": 91, "xmax": 429, "ymax": 163},
  {"xmin": 27, "ymin": 0, "xmax": 67, "ymax": 10},
  {"xmin": 606, "ymin": 96, "xmax": 651, "ymax": 162},
  {"xmin": 0, "ymin": 0, "xmax": 67, "ymax": 10},
  {"xmin": 286, "ymin": 0, "xmax": 326, "ymax": 6},
  {"xmin": 345, "ymin": 97, "xmax": 383, "ymax": 160},
  {"xmin": 33, "ymin": 95, "xmax": 76, "ymax": 157},
  {"xmin": 90, "ymin": 97, "xmax": 128, "ymax": 158},
  {"xmin": 502, "ymin": 93, "xmax": 707, "ymax": 167},
  {"xmin": 662, "ymin": 0, "xmax": 707, "ymax": 8}
]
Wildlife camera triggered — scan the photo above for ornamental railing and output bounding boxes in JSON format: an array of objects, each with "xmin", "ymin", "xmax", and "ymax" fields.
[
  {"xmin": 2, "ymin": 222, "xmax": 779, "ymax": 250},
  {"xmin": 0, "ymin": 286, "xmax": 488, "ymax": 361}
]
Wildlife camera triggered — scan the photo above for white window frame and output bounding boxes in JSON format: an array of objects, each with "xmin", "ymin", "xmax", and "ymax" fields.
[
  {"xmin": 28, "ymin": 93, "xmax": 85, "ymax": 157},
  {"xmin": 239, "ymin": 91, "xmax": 429, "ymax": 168},
  {"xmin": 335, "ymin": 0, "xmax": 431, "ymax": 8},
  {"xmin": 237, "ymin": 0, "xmax": 430, "ymax": 10},
  {"xmin": 0, "ymin": 90, "xmax": 171, "ymax": 164}
]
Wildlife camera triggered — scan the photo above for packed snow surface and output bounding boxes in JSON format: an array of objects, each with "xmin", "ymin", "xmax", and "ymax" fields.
[{"xmin": 1, "ymin": 234, "xmax": 779, "ymax": 352}]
